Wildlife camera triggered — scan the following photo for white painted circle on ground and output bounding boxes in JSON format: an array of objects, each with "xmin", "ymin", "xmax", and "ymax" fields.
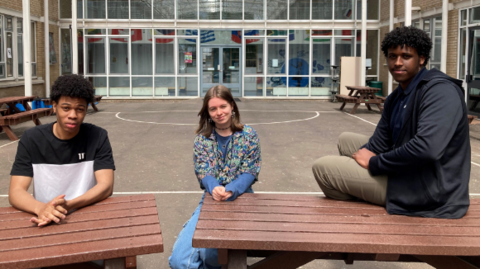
[{"xmin": 115, "ymin": 110, "xmax": 320, "ymax": 126}]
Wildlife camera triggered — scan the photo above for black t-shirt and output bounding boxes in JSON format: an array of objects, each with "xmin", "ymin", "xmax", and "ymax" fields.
[{"xmin": 11, "ymin": 122, "xmax": 115, "ymax": 203}]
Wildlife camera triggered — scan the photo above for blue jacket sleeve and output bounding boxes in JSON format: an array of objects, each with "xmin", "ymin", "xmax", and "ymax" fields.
[
  {"xmin": 224, "ymin": 173, "xmax": 255, "ymax": 201},
  {"xmin": 201, "ymin": 176, "xmax": 221, "ymax": 195},
  {"xmin": 369, "ymin": 84, "xmax": 464, "ymax": 175}
]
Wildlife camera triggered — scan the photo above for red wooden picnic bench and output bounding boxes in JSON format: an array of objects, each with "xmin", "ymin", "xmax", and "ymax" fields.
[
  {"xmin": 336, "ymin": 86, "xmax": 385, "ymax": 114},
  {"xmin": 0, "ymin": 96, "xmax": 53, "ymax": 141},
  {"xmin": 193, "ymin": 193, "xmax": 480, "ymax": 269},
  {"xmin": 0, "ymin": 194, "xmax": 163, "ymax": 269}
]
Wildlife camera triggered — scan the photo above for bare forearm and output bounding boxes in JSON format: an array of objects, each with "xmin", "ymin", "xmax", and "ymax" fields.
[
  {"xmin": 9, "ymin": 188, "xmax": 45, "ymax": 216},
  {"xmin": 66, "ymin": 182, "xmax": 113, "ymax": 211}
]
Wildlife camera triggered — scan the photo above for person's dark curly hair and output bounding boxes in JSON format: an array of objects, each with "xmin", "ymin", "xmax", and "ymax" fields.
[
  {"xmin": 381, "ymin": 26, "xmax": 432, "ymax": 67},
  {"xmin": 50, "ymin": 74, "xmax": 94, "ymax": 105}
]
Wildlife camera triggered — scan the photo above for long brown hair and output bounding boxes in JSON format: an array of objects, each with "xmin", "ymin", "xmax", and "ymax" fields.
[{"xmin": 196, "ymin": 85, "xmax": 243, "ymax": 137}]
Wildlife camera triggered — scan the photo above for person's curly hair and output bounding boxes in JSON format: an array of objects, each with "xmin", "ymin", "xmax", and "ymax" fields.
[
  {"xmin": 50, "ymin": 74, "xmax": 94, "ymax": 105},
  {"xmin": 381, "ymin": 26, "xmax": 432, "ymax": 66}
]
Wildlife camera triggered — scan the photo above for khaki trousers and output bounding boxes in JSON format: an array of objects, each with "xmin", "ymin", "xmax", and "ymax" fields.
[{"xmin": 312, "ymin": 132, "xmax": 388, "ymax": 206}]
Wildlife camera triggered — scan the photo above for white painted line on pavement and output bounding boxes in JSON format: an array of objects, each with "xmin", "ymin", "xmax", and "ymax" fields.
[
  {"xmin": 0, "ymin": 140, "xmax": 19, "ymax": 149},
  {"xmin": 472, "ymin": 162, "xmax": 480, "ymax": 167}
]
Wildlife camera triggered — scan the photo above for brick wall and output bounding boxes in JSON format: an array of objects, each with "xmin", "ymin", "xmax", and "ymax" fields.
[
  {"xmin": 378, "ymin": 26, "xmax": 389, "ymax": 96},
  {"xmin": 0, "ymin": 84, "xmax": 44, "ymax": 98},
  {"xmin": 446, "ymin": 9, "xmax": 458, "ymax": 78}
]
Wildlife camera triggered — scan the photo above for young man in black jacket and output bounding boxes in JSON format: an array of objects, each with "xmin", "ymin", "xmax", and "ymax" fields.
[{"xmin": 312, "ymin": 26, "xmax": 470, "ymax": 219}]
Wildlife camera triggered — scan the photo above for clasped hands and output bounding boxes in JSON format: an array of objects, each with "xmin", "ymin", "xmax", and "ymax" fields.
[
  {"xmin": 352, "ymin": 148, "xmax": 376, "ymax": 169},
  {"xmin": 31, "ymin": 194, "xmax": 69, "ymax": 227},
  {"xmin": 212, "ymin": 186, "xmax": 233, "ymax": 201}
]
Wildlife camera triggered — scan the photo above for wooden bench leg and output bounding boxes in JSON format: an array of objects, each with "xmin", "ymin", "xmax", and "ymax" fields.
[
  {"xmin": 339, "ymin": 102, "xmax": 346, "ymax": 111},
  {"xmin": 366, "ymin": 104, "xmax": 372, "ymax": 111},
  {"xmin": 104, "ymin": 258, "xmax": 125, "ymax": 269},
  {"xmin": 1, "ymin": 126, "xmax": 19, "ymax": 141},
  {"xmin": 91, "ymin": 102, "xmax": 99, "ymax": 112},
  {"xmin": 350, "ymin": 103, "xmax": 360, "ymax": 114},
  {"xmin": 125, "ymin": 256, "xmax": 136, "ymax": 269},
  {"xmin": 33, "ymin": 118, "xmax": 42, "ymax": 126},
  {"xmin": 223, "ymin": 250, "xmax": 247, "ymax": 269}
]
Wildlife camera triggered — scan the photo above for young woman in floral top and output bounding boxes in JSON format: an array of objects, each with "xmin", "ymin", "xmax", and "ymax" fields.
[{"xmin": 169, "ymin": 85, "xmax": 261, "ymax": 269}]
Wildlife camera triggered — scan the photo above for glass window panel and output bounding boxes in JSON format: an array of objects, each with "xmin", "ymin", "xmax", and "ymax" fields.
[
  {"xmin": 471, "ymin": 7, "xmax": 480, "ymax": 24},
  {"xmin": 17, "ymin": 19, "xmax": 22, "ymax": 34},
  {"xmin": 109, "ymin": 29, "xmax": 129, "ymax": 35},
  {"xmin": 423, "ymin": 19, "xmax": 431, "ymax": 37},
  {"xmin": 334, "ymin": 37, "xmax": 354, "ymax": 66},
  {"xmin": 86, "ymin": 37, "xmax": 105, "ymax": 74},
  {"xmin": 312, "ymin": 36, "xmax": 331, "ymax": 75},
  {"xmin": 32, "ymin": 63, "xmax": 36, "ymax": 77},
  {"xmin": 266, "ymin": 76, "xmax": 287, "ymax": 96},
  {"xmin": 155, "ymin": 39, "xmax": 174, "ymax": 74},
  {"xmin": 6, "ymin": 32, "xmax": 13, "ymax": 77},
  {"xmin": 86, "ymin": 0, "xmax": 106, "ymax": 19},
  {"xmin": 311, "ymin": 77, "xmax": 334, "ymax": 96},
  {"xmin": 355, "ymin": 30, "xmax": 377, "ymax": 76},
  {"xmin": 460, "ymin": 28, "xmax": 466, "ymax": 80},
  {"xmin": 6, "ymin": 17, "xmax": 12, "ymax": 31},
  {"xmin": 18, "ymin": 32, "xmax": 23, "ymax": 77},
  {"xmin": 289, "ymin": 0, "xmax": 310, "ymax": 20},
  {"xmin": 31, "ymin": 23, "xmax": 35, "ymax": 61},
  {"xmin": 244, "ymin": 0, "xmax": 264, "ymax": 20},
  {"xmin": 244, "ymin": 77, "xmax": 264, "ymax": 96},
  {"xmin": 357, "ymin": 0, "xmax": 379, "ymax": 20},
  {"xmin": 267, "ymin": 38, "xmax": 286, "ymax": 75},
  {"xmin": 267, "ymin": 0, "xmax": 287, "ymax": 20},
  {"xmin": 289, "ymin": 30, "xmax": 309, "ymax": 76},
  {"xmin": 154, "ymin": 0, "xmax": 174, "ymax": 19},
  {"xmin": 109, "ymin": 38, "xmax": 129, "ymax": 74},
  {"xmin": 86, "ymin": 29, "xmax": 106, "ymax": 35},
  {"xmin": 78, "ymin": 29, "xmax": 84, "ymax": 74},
  {"xmin": 109, "ymin": 77, "xmax": 130, "ymax": 96},
  {"xmin": 267, "ymin": 30, "xmax": 287, "ymax": 36},
  {"xmin": 245, "ymin": 38, "xmax": 264, "ymax": 75},
  {"xmin": 177, "ymin": 77, "xmax": 198, "ymax": 96},
  {"xmin": 199, "ymin": 0, "xmax": 220, "ymax": 19},
  {"xmin": 312, "ymin": 30, "xmax": 332, "ymax": 36},
  {"xmin": 131, "ymin": 0, "xmax": 152, "ymax": 19},
  {"xmin": 246, "ymin": 30, "xmax": 264, "ymax": 36},
  {"xmin": 412, "ymin": 20, "xmax": 420, "ymax": 29},
  {"xmin": 202, "ymin": 47, "xmax": 220, "ymax": 83},
  {"xmin": 78, "ymin": 0, "xmax": 84, "ymax": 18},
  {"xmin": 132, "ymin": 77, "xmax": 153, "ymax": 96},
  {"xmin": 155, "ymin": 77, "xmax": 175, "ymax": 96},
  {"xmin": 431, "ymin": 17, "xmax": 442, "ymax": 69},
  {"xmin": 154, "ymin": 29, "xmax": 175, "ymax": 36},
  {"xmin": 461, "ymin": 10, "xmax": 467, "ymax": 26},
  {"xmin": 334, "ymin": 0, "xmax": 354, "ymax": 20},
  {"xmin": 200, "ymin": 30, "xmax": 240, "ymax": 45},
  {"xmin": 312, "ymin": 0, "xmax": 332, "ymax": 20},
  {"xmin": 178, "ymin": 38, "xmax": 197, "ymax": 74},
  {"xmin": 131, "ymin": 30, "xmax": 153, "ymax": 75},
  {"xmin": 223, "ymin": 0, "xmax": 242, "ymax": 20},
  {"xmin": 334, "ymin": 29, "xmax": 354, "ymax": 36},
  {"xmin": 177, "ymin": 0, "xmax": 198, "ymax": 19},
  {"xmin": 61, "ymin": 29, "xmax": 72, "ymax": 75},
  {"xmin": 177, "ymin": 29, "xmax": 198, "ymax": 35},
  {"xmin": 0, "ymin": 64, "xmax": 5, "ymax": 79},
  {"xmin": 288, "ymin": 77, "xmax": 308, "ymax": 96},
  {"xmin": 0, "ymin": 15, "xmax": 3, "ymax": 64},
  {"xmin": 108, "ymin": 0, "xmax": 129, "ymax": 19},
  {"xmin": 88, "ymin": 77, "xmax": 107, "ymax": 95}
]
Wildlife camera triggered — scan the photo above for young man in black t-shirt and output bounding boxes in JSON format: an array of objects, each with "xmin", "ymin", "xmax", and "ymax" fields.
[{"xmin": 9, "ymin": 74, "xmax": 115, "ymax": 226}]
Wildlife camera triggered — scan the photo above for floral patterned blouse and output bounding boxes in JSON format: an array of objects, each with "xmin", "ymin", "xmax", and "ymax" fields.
[{"xmin": 194, "ymin": 124, "xmax": 261, "ymax": 187}]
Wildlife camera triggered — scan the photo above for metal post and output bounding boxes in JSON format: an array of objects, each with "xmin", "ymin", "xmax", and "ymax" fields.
[
  {"xmin": 72, "ymin": 0, "xmax": 78, "ymax": 74},
  {"xmin": 44, "ymin": 0, "xmax": 50, "ymax": 97},
  {"xmin": 388, "ymin": 0, "xmax": 394, "ymax": 95},
  {"xmin": 405, "ymin": 0, "xmax": 412, "ymax": 26},
  {"xmin": 22, "ymin": 0, "xmax": 32, "ymax": 96},
  {"xmin": 360, "ymin": 0, "xmax": 367, "ymax": 86},
  {"xmin": 440, "ymin": 0, "xmax": 448, "ymax": 73}
]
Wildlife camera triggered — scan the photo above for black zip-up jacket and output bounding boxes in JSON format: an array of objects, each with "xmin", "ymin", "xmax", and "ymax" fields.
[{"xmin": 366, "ymin": 68, "xmax": 471, "ymax": 219}]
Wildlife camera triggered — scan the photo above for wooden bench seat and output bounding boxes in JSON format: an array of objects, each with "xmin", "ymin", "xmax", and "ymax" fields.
[
  {"xmin": 0, "ymin": 108, "xmax": 53, "ymax": 126},
  {"xmin": 335, "ymin": 94, "xmax": 358, "ymax": 103}
]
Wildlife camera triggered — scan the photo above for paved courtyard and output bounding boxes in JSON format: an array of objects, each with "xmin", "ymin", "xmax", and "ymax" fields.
[{"xmin": 2, "ymin": 99, "xmax": 480, "ymax": 269}]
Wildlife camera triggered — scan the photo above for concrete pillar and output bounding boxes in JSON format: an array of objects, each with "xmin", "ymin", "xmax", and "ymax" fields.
[
  {"xmin": 72, "ymin": 0, "xmax": 78, "ymax": 74},
  {"xmin": 440, "ymin": 0, "xmax": 448, "ymax": 73},
  {"xmin": 360, "ymin": 0, "xmax": 367, "ymax": 86},
  {"xmin": 388, "ymin": 0, "xmax": 394, "ymax": 95},
  {"xmin": 44, "ymin": 0, "xmax": 50, "ymax": 96},
  {"xmin": 405, "ymin": 0, "xmax": 412, "ymax": 26},
  {"xmin": 22, "ymin": 0, "xmax": 32, "ymax": 96}
]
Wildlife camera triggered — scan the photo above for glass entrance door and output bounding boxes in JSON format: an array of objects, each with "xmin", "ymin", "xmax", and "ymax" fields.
[
  {"xmin": 467, "ymin": 28, "xmax": 480, "ymax": 115},
  {"xmin": 201, "ymin": 47, "xmax": 241, "ymax": 97}
]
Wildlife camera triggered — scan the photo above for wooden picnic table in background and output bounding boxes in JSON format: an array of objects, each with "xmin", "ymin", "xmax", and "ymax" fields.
[
  {"xmin": 0, "ymin": 96, "xmax": 52, "ymax": 141},
  {"xmin": 0, "ymin": 194, "xmax": 163, "ymax": 269},
  {"xmin": 336, "ymin": 86, "xmax": 385, "ymax": 114},
  {"xmin": 193, "ymin": 193, "xmax": 480, "ymax": 269}
]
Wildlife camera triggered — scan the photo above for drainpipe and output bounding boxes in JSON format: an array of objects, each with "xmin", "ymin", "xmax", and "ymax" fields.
[
  {"xmin": 360, "ymin": 0, "xmax": 367, "ymax": 86},
  {"xmin": 44, "ymin": 0, "xmax": 50, "ymax": 97},
  {"xmin": 405, "ymin": 0, "xmax": 412, "ymax": 26},
  {"xmin": 387, "ymin": 0, "xmax": 394, "ymax": 95},
  {"xmin": 72, "ymin": 0, "xmax": 78, "ymax": 74},
  {"xmin": 23, "ymin": 0, "xmax": 32, "ymax": 97},
  {"xmin": 440, "ymin": 0, "xmax": 448, "ymax": 73}
]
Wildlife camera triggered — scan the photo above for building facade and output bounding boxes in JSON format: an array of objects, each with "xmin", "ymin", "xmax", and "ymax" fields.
[{"xmin": 0, "ymin": 0, "xmax": 479, "ymax": 103}]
